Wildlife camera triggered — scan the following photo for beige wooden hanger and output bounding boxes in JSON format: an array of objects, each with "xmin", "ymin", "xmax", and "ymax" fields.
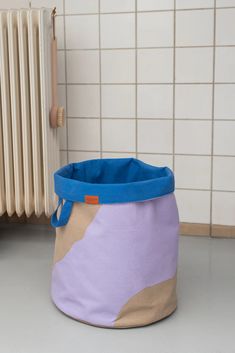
[{"xmin": 50, "ymin": 7, "xmax": 64, "ymax": 128}]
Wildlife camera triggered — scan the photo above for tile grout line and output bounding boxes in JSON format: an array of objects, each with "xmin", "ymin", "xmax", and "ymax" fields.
[
  {"xmin": 172, "ymin": 0, "xmax": 176, "ymax": 172},
  {"xmin": 135, "ymin": 0, "xmax": 138, "ymax": 159},
  {"xmin": 210, "ymin": 0, "xmax": 217, "ymax": 237},
  {"xmin": 65, "ymin": 117, "xmax": 235, "ymax": 122},
  {"xmin": 59, "ymin": 149, "xmax": 234, "ymax": 156},
  {"xmin": 62, "ymin": 0, "xmax": 69, "ymax": 165},
  {"xmin": 176, "ymin": 188, "xmax": 235, "ymax": 193},
  {"xmin": 98, "ymin": 0, "xmax": 103, "ymax": 158},
  {"xmin": 58, "ymin": 44, "xmax": 235, "ymax": 51},
  {"xmin": 58, "ymin": 82, "xmax": 235, "ymax": 85},
  {"xmin": 59, "ymin": 149, "xmax": 235, "ymax": 159},
  {"xmin": 57, "ymin": 6, "xmax": 235, "ymax": 16}
]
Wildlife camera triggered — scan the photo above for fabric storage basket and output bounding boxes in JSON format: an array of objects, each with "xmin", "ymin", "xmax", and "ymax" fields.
[{"xmin": 51, "ymin": 158, "xmax": 179, "ymax": 328}]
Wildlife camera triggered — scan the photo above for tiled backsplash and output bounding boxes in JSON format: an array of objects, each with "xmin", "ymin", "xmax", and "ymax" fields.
[{"xmin": 1, "ymin": 0, "xmax": 235, "ymax": 229}]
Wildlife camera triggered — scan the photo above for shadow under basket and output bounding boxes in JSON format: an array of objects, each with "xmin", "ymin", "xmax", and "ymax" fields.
[{"xmin": 51, "ymin": 158, "xmax": 179, "ymax": 328}]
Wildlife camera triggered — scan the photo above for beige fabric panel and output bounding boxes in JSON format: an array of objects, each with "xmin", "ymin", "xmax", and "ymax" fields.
[
  {"xmin": 114, "ymin": 275, "xmax": 177, "ymax": 328},
  {"xmin": 54, "ymin": 202, "xmax": 100, "ymax": 264}
]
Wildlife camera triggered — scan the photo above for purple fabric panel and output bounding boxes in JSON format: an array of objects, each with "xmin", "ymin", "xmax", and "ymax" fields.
[{"xmin": 51, "ymin": 193, "xmax": 179, "ymax": 327}]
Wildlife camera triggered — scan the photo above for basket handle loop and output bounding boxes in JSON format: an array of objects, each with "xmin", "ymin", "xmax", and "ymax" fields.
[{"xmin": 51, "ymin": 198, "xmax": 73, "ymax": 228}]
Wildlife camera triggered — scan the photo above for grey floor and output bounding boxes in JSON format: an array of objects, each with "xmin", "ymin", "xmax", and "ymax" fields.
[{"xmin": 0, "ymin": 224, "xmax": 235, "ymax": 353}]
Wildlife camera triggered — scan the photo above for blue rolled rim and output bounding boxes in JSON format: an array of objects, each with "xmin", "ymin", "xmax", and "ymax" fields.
[{"xmin": 54, "ymin": 158, "xmax": 175, "ymax": 204}]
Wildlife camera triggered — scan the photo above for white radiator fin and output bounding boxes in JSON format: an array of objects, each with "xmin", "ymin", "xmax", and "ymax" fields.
[{"xmin": 0, "ymin": 8, "xmax": 59, "ymax": 218}]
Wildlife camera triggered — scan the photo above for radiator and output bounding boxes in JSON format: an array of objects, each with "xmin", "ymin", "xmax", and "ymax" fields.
[{"xmin": 0, "ymin": 8, "xmax": 63, "ymax": 218}]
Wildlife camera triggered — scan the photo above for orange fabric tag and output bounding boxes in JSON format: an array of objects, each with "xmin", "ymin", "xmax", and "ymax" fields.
[{"xmin": 85, "ymin": 195, "xmax": 99, "ymax": 204}]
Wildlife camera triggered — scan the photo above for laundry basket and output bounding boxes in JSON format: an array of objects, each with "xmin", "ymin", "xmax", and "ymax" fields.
[{"xmin": 51, "ymin": 158, "xmax": 179, "ymax": 328}]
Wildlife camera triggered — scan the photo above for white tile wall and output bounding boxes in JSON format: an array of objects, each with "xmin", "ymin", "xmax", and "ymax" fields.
[
  {"xmin": 55, "ymin": 16, "xmax": 64, "ymax": 49},
  {"xmin": 216, "ymin": 8, "xmax": 235, "ymax": 45},
  {"xmin": 214, "ymin": 121, "xmax": 235, "ymax": 156},
  {"xmin": 138, "ymin": 120, "xmax": 173, "ymax": 153},
  {"xmin": 175, "ymin": 121, "xmax": 212, "ymax": 155},
  {"xmin": 138, "ymin": 154, "xmax": 173, "ymax": 169},
  {"xmin": 68, "ymin": 151, "xmax": 100, "ymax": 163},
  {"xmin": 67, "ymin": 85, "xmax": 100, "ymax": 117},
  {"xmin": 102, "ymin": 152, "xmax": 136, "ymax": 158},
  {"xmin": 215, "ymin": 47, "xmax": 235, "ymax": 82},
  {"xmin": 176, "ymin": 0, "xmax": 214, "ymax": 9},
  {"xmin": 138, "ymin": 0, "xmax": 174, "ymax": 11},
  {"xmin": 175, "ymin": 189, "xmax": 211, "ymax": 224},
  {"xmin": 57, "ymin": 51, "xmax": 65, "ymax": 83},
  {"xmin": 175, "ymin": 155, "xmax": 211, "ymax": 189},
  {"xmin": 212, "ymin": 192, "xmax": 235, "ymax": 226},
  {"xmin": 216, "ymin": 0, "xmax": 235, "ymax": 6},
  {"xmin": 60, "ymin": 151, "xmax": 67, "ymax": 166},
  {"xmin": 66, "ymin": 15, "xmax": 99, "ymax": 49},
  {"xmin": 100, "ymin": 0, "xmax": 135, "ymax": 13},
  {"xmin": 137, "ymin": 12, "xmax": 174, "ymax": 47},
  {"xmin": 213, "ymin": 157, "xmax": 235, "ymax": 191},
  {"xmin": 8, "ymin": 0, "xmax": 235, "ymax": 227},
  {"xmin": 175, "ymin": 48, "xmax": 213, "ymax": 83},
  {"xmin": 0, "ymin": 0, "xmax": 29, "ymax": 9},
  {"xmin": 138, "ymin": 49, "xmax": 173, "ymax": 84},
  {"xmin": 68, "ymin": 119, "xmax": 100, "ymax": 151},
  {"xmin": 101, "ymin": 49, "xmax": 135, "ymax": 83},
  {"xmin": 66, "ymin": 51, "xmax": 99, "ymax": 83},
  {"xmin": 102, "ymin": 85, "xmax": 135, "ymax": 118},
  {"xmin": 58, "ymin": 85, "xmax": 66, "ymax": 112},
  {"xmin": 100, "ymin": 13, "xmax": 135, "ymax": 48},
  {"xmin": 65, "ymin": 0, "xmax": 98, "ymax": 14},
  {"xmin": 31, "ymin": 0, "xmax": 63, "ymax": 14},
  {"xmin": 58, "ymin": 119, "xmax": 67, "ymax": 150},
  {"xmin": 175, "ymin": 85, "xmax": 212, "ymax": 119},
  {"xmin": 102, "ymin": 119, "xmax": 136, "ymax": 152},
  {"xmin": 214, "ymin": 85, "xmax": 235, "ymax": 119},
  {"xmin": 137, "ymin": 85, "xmax": 173, "ymax": 118},
  {"xmin": 176, "ymin": 10, "xmax": 214, "ymax": 46}
]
